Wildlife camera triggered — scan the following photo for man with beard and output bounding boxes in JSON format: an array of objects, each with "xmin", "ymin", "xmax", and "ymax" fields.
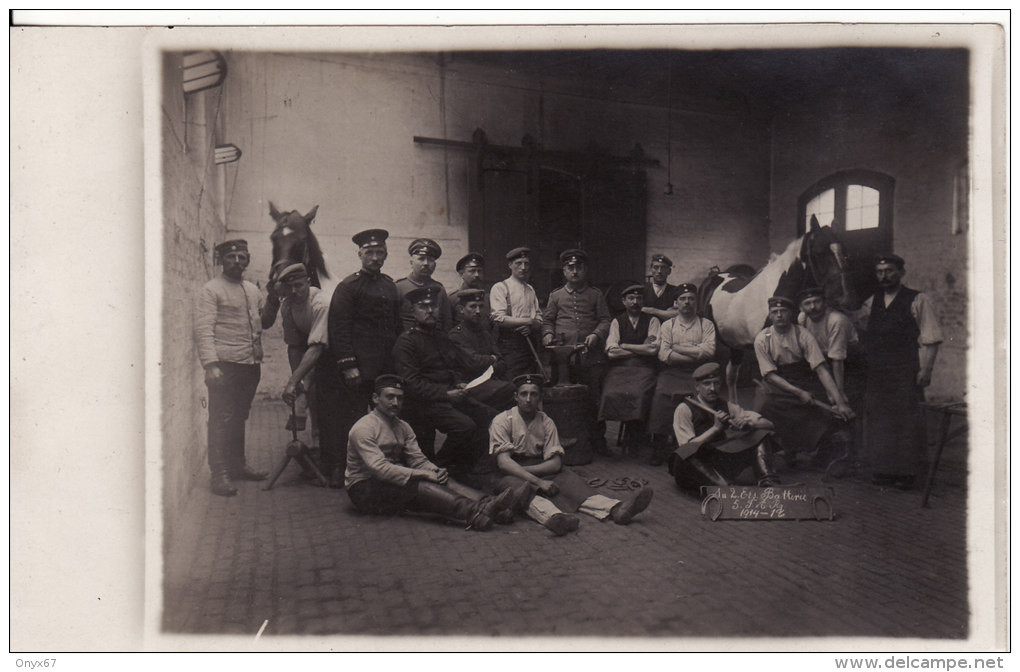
[
  {"xmin": 670, "ymin": 362, "xmax": 781, "ymax": 491},
  {"xmin": 448, "ymin": 252, "xmax": 489, "ymax": 328},
  {"xmin": 490, "ymin": 247, "xmax": 544, "ymax": 380},
  {"xmin": 641, "ymin": 254, "xmax": 681, "ymax": 321},
  {"xmin": 753, "ymin": 295, "xmax": 855, "ymax": 473},
  {"xmin": 395, "ymin": 238, "xmax": 454, "ymax": 333},
  {"xmin": 647, "ymin": 283, "xmax": 716, "ymax": 466},
  {"xmin": 323, "ymin": 229, "xmax": 402, "ymax": 486},
  {"xmin": 856, "ymin": 254, "xmax": 942, "ymax": 489},
  {"xmin": 345, "ymin": 375, "xmax": 517, "ymax": 531},
  {"xmin": 194, "ymin": 239, "xmax": 269, "ymax": 496},
  {"xmin": 393, "ymin": 285, "xmax": 516, "ymax": 477}
]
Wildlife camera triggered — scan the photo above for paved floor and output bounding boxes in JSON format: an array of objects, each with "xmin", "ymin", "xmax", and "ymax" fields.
[{"xmin": 162, "ymin": 398, "xmax": 969, "ymax": 644}]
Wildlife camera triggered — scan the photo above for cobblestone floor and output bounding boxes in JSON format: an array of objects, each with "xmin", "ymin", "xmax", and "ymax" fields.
[{"xmin": 161, "ymin": 399, "xmax": 969, "ymax": 646}]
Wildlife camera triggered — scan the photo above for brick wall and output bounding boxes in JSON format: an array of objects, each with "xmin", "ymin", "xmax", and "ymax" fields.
[
  {"xmin": 161, "ymin": 52, "xmax": 229, "ymax": 538},
  {"xmin": 768, "ymin": 50, "xmax": 970, "ymax": 402}
]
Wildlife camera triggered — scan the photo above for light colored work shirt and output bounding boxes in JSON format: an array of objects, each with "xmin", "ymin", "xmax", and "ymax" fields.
[
  {"xmin": 657, "ymin": 315, "xmax": 716, "ymax": 363},
  {"xmin": 194, "ymin": 274, "xmax": 265, "ymax": 367},
  {"xmin": 490, "ymin": 276, "xmax": 541, "ymax": 324},
  {"xmin": 281, "ymin": 286, "xmax": 329, "ymax": 347},
  {"xmin": 345, "ymin": 409, "xmax": 434, "ymax": 489},
  {"xmin": 489, "ymin": 407, "xmax": 565, "ymax": 461},
  {"xmin": 798, "ymin": 308, "xmax": 857, "ymax": 361},
  {"xmin": 753, "ymin": 324, "xmax": 826, "ymax": 377}
]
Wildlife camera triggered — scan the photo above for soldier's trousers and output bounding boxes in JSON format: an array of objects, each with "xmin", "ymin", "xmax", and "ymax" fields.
[
  {"xmin": 205, "ymin": 362, "xmax": 260, "ymax": 474},
  {"xmin": 316, "ymin": 379, "xmax": 372, "ymax": 477}
]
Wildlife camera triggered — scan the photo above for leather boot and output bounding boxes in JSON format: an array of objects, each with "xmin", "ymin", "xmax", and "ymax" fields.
[
  {"xmin": 686, "ymin": 456, "xmax": 730, "ymax": 487},
  {"xmin": 232, "ymin": 464, "xmax": 269, "ymax": 481},
  {"xmin": 753, "ymin": 442, "xmax": 782, "ymax": 487},
  {"xmin": 414, "ymin": 481, "xmax": 500, "ymax": 531},
  {"xmin": 211, "ymin": 470, "xmax": 237, "ymax": 497},
  {"xmin": 609, "ymin": 486, "xmax": 654, "ymax": 525}
]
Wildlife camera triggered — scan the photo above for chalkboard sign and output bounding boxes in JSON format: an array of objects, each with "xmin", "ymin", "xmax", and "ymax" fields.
[{"xmin": 700, "ymin": 485, "xmax": 836, "ymax": 521}]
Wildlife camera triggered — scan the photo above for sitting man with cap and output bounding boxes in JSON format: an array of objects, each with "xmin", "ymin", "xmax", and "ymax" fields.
[
  {"xmin": 345, "ymin": 374, "xmax": 518, "ymax": 531},
  {"xmin": 541, "ymin": 248, "xmax": 613, "ymax": 456},
  {"xmin": 449, "ymin": 288, "xmax": 506, "ymax": 379},
  {"xmin": 753, "ymin": 294, "xmax": 855, "ymax": 473},
  {"xmin": 262, "ymin": 262, "xmax": 329, "ymax": 441},
  {"xmin": 489, "ymin": 246, "xmax": 544, "ymax": 380},
  {"xmin": 448, "ymin": 252, "xmax": 490, "ymax": 328},
  {"xmin": 670, "ymin": 362, "xmax": 781, "ymax": 491},
  {"xmin": 855, "ymin": 253, "xmax": 942, "ymax": 489},
  {"xmin": 324, "ymin": 228, "xmax": 402, "ymax": 486},
  {"xmin": 490, "ymin": 374, "xmax": 654, "ymax": 536},
  {"xmin": 642, "ymin": 254, "xmax": 681, "ymax": 321},
  {"xmin": 395, "ymin": 238, "xmax": 454, "ymax": 333},
  {"xmin": 194, "ymin": 239, "xmax": 269, "ymax": 496},
  {"xmin": 600, "ymin": 283, "xmax": 661, "ymax": 453},
  {"xmin": 647, "ymin": 282, "xmax": 716, "ymax": 466},
  {"xmin": 393, "ymin": 285, "xmax": 516, "ymax": 476}
]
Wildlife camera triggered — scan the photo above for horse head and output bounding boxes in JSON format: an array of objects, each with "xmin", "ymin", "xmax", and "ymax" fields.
[
  {"xmin": 269, "ymin": 202, "xmax": 328, "ymax": 288},
  {"xmin": 800, "ymin": 215, "xmax": 854, "ymax": 310}
]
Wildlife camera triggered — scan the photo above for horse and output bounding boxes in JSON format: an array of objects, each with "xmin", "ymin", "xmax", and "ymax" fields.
[
  {"xmin": 268, "ymin": 202, "xmax": 330, "ymax": 290},
  {"xmin": 699, "ymin": 216, "xmax": 854, "ymax": 400}
]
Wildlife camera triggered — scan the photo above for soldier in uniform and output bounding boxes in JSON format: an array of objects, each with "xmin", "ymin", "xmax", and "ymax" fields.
[
  {"xmin": 322, "ymin": 229, "xmax": 402, "ymax": 486},
  {"xmin": 449, "ymin": 288, "xmax": 506, "ymax": 379},
  {"xmin": 194, "ymin": 239, "xmax": 269, "ymax": 496},
  {"xmin": 393, "ymin": 285, "xmax": 516, "ymax": 476},
  {"xmin": 395, "ymin": 238, "xmax": 454, "ymax": 333},
  {"xmin": 541, "ymin": 249, "xmax": 613, "ymax": 456},
  {"xmin": 642, "ymin": 254, "xmax": 681, "ymax": 321},
  {"xmin": 489, "ymin": 246, "xmax": 544, "ymax": 379},
  {"xmin": 448, "ymin": 252, "xmax": 489, "ymax": 328}
]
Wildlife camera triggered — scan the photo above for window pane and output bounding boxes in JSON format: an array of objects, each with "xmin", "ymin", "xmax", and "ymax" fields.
[
  {"xmin": 846, "ymin": 185, "xmax": 880, "ymax": 230},
  {"xmin": 805, "ymin": 188, "xmax": 835, "ymax": 230}
]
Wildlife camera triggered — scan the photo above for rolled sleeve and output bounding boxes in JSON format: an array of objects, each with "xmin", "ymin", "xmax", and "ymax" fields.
[
  {"xmin": 657, "ymin": 320, "xmax": 674, "ymax": 363},
  {"xmin": 488, "ymin": 412, "xmax": 518, "ymax": 456},
  {"xmin": 799, "ymin": 328, "xmax": 827, "ymax": 370},
  {"xmin": 605, "ymin": 319, "xmax": 622, "ymax": 352},
  {"xmin": 753, "ymin": 331, "xmax": 778, "ymax": 377},
  {"xmin": 912, "ymin": 294, "xmax": 944, "ymax": 346},
  {"xmin": 696, "ymin": 318, "xmax": 717, "ymax": 360},
  {"xmin": 540, "ymin": 415, "xmax": 566, "ymax": 460},
  {"xmin": 646, "ymin": 318, "xmax": 661, "ymax": 346},
  {"xmin": 306, "ymin": 292, "xmax": 330, "ymax": 347},
  {"xmin": 672, "ymin": 403, "xmax": 697, "ymax": 445}
]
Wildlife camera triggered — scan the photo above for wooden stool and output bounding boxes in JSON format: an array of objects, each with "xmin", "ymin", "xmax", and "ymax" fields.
[{"xmin": 920, "ymin": 401, "xmax": 967, "ymax": 508}]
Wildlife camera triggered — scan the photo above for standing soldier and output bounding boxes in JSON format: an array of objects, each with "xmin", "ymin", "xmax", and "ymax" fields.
[
  {"xmin": 857, "ymin": 254, "xmax": 942, "ymax": 489},
  {"xmin": 489, "ymin": 247, "xmax": 544, "ymax": 379},
  {"xmin": 541, "ymin": 249, "xmax": 613, "ymax": 456},
  {"xmin": 395, "ymin": 238, "xmax": 454, "ymax": 333},
  {"xmin": 194, "ymin": 239, "xmax": 269, "ymax": 496},
  {"xmin": 322, "ymin": 229, "xmax": 402, "ymax": 486}
]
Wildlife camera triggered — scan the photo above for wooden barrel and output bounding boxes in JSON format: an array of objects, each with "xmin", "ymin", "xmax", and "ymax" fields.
[{"xmin": 543, "ymin": 383, "xmax": 592, "ymax": 466}]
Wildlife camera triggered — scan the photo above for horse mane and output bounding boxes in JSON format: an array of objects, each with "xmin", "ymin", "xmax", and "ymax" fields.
[{"xmin": 304, "ymin": 230, "xmax": 329, "ymax": 279}]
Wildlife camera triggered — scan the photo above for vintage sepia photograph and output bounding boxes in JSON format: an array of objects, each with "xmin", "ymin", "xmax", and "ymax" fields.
[{"xmin": 10, "ymin": 12, "xmax": 1008, "ymax": 661}]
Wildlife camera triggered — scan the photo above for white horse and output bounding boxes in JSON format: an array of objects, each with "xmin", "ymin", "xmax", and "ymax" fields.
[{"xmin": 701, "ymin": 217, "xmax": 853, "ymax": 400}]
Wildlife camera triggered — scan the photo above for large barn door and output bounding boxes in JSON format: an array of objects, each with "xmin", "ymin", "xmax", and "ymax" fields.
[{"xmin": 581, "ymin": 166, "xmax": 647, "ymax": 293}]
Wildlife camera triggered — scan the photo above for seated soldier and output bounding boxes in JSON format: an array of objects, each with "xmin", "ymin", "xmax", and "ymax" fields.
[
  {"xmin": 448, "ymin": 288, "xmax": 507, "ymax": 379},
  {"xmin": 490, "ymin": 374, "xmax": 654, "ymax": 536},
  {"xmin": 599, "ymin": 284, "xmax": 660, "ymax": 453},
  {"xmin": 670, "ymin": 362, "xmax": 781, "ymax": 491},
  {"xmin": 753, "ymin": 295, "xmax": 855, "ymax": 473},
  {"xmin": 345, "ymin": 375, "xmax": 517, "ymax": 531},
  {"xmin": 393, "ymin": 285, "xmax": 516, "ymax": 476}
]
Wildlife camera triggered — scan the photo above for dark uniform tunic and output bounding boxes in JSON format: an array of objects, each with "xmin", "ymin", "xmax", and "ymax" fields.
[
  {"xmin": 319, "ymin": 268, "xmax": 401, "ymax": 476},
  {"xmin": 448, "ymin": 321, "xmax": 506, "ymax": 379},
  {"xmin": 393, "ymin": 325, "xmax": 516, "ymax": 468},
  {"xmin": 395, "ymin": 277, "xmax": 454, "ymax": 333},
  {"xmin": 643, "ymin": 281, "xmax": 680, "ymax": 313}
]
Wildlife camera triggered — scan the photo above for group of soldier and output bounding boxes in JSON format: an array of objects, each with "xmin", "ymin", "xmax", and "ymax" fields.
[{"xmin": 194, "ymin": 228, "xmax": 941, "ymax": 535}]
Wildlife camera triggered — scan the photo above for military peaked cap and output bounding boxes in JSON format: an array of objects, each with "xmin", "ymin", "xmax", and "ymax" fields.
[
  {"xmin": 559, "ymin": 248, "xmax": 587, "ymax": 265},
  {"xmin": 374, "ymin": 374, "xmax": 405, "ymax": 392},
  {"xmin": 276, "ymin": 263, "xmax": 308, "ymax": 282},
  {"xmin": 677, "ymin": 283, "xmax": 698, "ymax": 296},
  {"xmin": 621, "ymin": 284, "xmax": 645, "ymax": 297},
  {"xmin": 874, "ymin": 253, "xmax": 905, "ymax": 270},
  {"xmin": 456, "ymin": 252, "xmax": 485, "ymax": 272},
  {"xmin": 216, "ymin": 239, "xmax": 249, "ymax": 257},
  {"xmin": 506, "ymin": 247, "xmax": 530, "ymax": 262},
  {"xmin": 406, "ymin": 285, "xmax": 441, "ymax": 304},
  {"xmin": 352, "ymin": 229, "xmax": 389, "ymax": 248},
  {"xmin": 767, "ymin": 295, "xmax": 797, "ymax": 310},
  {"xmin": 650, "ymin": 254, "xmax": 673, "ymax": 267},
  {"xmin": 456, "ymin": 288, "xmax": 486, "ymax": 304},
  {"xmin": 796, "ymin": 286, "xmax": 824, "ymax": 303},
  {"xmin": 693, "ymin": 362, "xmax": 722, "ymax": 381},
  {"xmin": 513, "ymin": 373, "xmax": 546, "ymax": 389},
  {"xmin": 408, "ymin": 238, "xmax": 442, "ymax": 259}
]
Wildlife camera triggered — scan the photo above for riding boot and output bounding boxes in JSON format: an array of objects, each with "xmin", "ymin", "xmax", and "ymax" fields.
[
  {"xmin": 753, "ymin": 441, "xmax": 782, "ymax": 487},
  {"xmin": 209, "ymin": 447, "xmax": 237, "ymax": 497},
  {"xmin": 413, "ymin": 482, "xmax": 515, "ymax": 531}
]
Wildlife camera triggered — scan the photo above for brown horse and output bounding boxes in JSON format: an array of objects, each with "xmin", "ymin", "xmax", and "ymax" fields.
[{"xmin": 269, "ymin": 202, "xmax": 329, "ymax": 289}]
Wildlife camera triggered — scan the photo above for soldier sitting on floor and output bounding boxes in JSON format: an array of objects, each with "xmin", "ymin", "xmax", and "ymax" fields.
[
  {"xmin": 669, "ymin": 362, "xmax": 781, "ymax": 492},
  {"xmin": 489, "ymin": 374, "xmax": 654, "ymax": 536},
  {"xmin": 345, "ymin": 375, "xmax": 518, "ymax": 531}
]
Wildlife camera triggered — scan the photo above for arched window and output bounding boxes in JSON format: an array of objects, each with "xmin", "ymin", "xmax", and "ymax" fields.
[{"xmin": 797, "ymin": 170, "xmax": 895, "ymax": 304}]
